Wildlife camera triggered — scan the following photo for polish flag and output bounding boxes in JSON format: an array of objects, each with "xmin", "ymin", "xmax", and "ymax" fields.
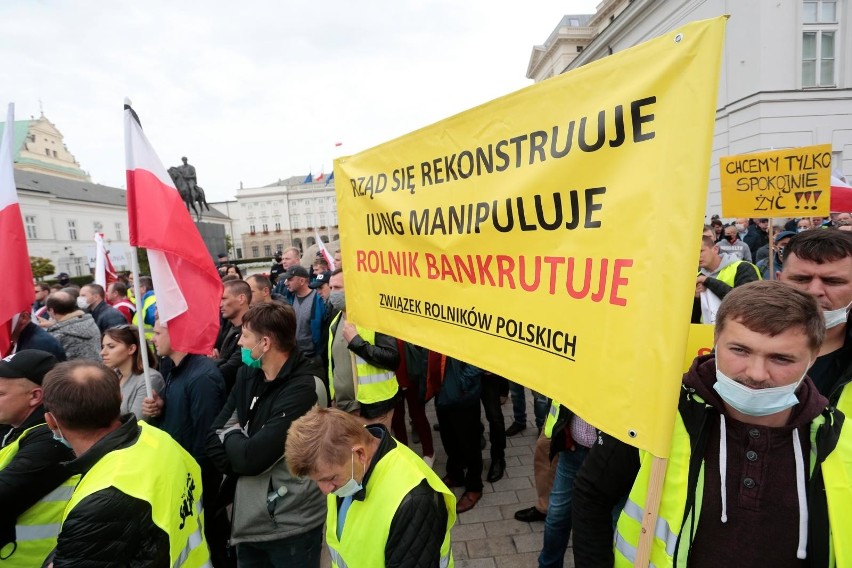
[
  {"xmin": 830, "ymin": 175, "xmax": 852, "ymax": 213},
  {"xmin": 315, "ymin": 231, "xmax": 335, "ymax": 271},
  {"xmin": 315, "ymin": 171, "xmax": 325, "ymax": 183},
  {"xmin": 0, "ymin": 103, "xmax": 35, "ymax": 356},
  {"xmin": 93, "ymin": 232, "xmax": 118, "ymax": 288},
  {"xmin": 124, "ymin": 102, "xmax": 223, "ymax": 354}
]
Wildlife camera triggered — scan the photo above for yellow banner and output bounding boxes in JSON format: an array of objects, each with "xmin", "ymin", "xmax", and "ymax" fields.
[
  {"xmin": 334, "ymin": 17, "xmax": 725, "ymax": 457},
  {"xmin": 720, "ymin": 144, "xmax": 832, "ymax": 217},
  {"xmin": 683, "ymin": 324, "xmax": 715, "ymax": 372}
]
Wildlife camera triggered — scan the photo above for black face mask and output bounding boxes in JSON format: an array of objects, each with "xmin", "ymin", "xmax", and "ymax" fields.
[{"xmin": 726, "ymin": 235, "xmax": 736, "ymax": 243}]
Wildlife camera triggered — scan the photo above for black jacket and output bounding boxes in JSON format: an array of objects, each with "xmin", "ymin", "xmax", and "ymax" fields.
[
  {"xmin": 45, "ymin": 416, "xmax": 171, "ymax": 567},
  {"xmin": 0, "ymin": 406, "xmax": 75, "ymax": 553},
  {"xmin": 16, "ymin": 323, "xmax": 67, "ymax": 361},
  {"xmin": 743, "ymin": 224, "xmax": 769, "ymax": 258},
  {"xmin": 206, "ymin": 348, "xmax": 320, "ymax": 477},
  {"xmin": 214, "ymin": 321, "xmax": 242, "ymax": 393},
  {"xmin": 339, "ymin": 425, "xmax": 448, "ymax": 568},
  {"xmin": 89, "ymin": 301, "xmax": 127, "ymax": 333}
]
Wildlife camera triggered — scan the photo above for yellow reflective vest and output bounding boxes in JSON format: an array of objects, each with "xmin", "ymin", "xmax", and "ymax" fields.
[
  {"xmin": 131, "ymin": 293, "xmax": 157, "ymax": 340},
  {"xmin": 613, "ymin": 405, "xmax": 851, "ymax": 567},
  {"xmin": 0, "ymin": 425, "xmax": 78, "ymax": 567},
  {"xmin": 714, "ymin": 260, "xmax": 761, "ymax": 287},
  {"xmin": 328, "ymin": 313, "xmax": 399, "ymax": 405},
  {"xmin": 543, "ymin": 402, "xmax": 560, "ymax": 439},
  {"xmin": 326, "ymin": 441, "xmax": 455, "ymax": 568},
  {"xmin": 61, "ymin": 422, "xmax": 210, "ymax": 567}
]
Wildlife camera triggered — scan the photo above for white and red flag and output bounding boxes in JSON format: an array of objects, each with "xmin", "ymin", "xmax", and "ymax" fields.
[
  {"xmin": 0, "ymin": 103, "xmax": 35, "ymax": 356},
  {"xmin": 830, "ymin": 174, "xmax": 852, "ymax": 213},
  {"xmin": 93, "ymin": 232, "xmax": 118, "ymax": 288},
  {"xmin": 124, "ymin": 102, "xmax": 222, "ymax": 354},
  {"xmin": 315, "ymin": 231, "xmax": 335, "ymax": 271}
]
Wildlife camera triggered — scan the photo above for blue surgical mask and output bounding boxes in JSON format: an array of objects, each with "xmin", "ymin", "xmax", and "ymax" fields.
[
  {"xmin": 52, "ymin": 427, "xmax": 73, "ymax": 450},
  {"xmin": 241, "ymin": 343, "xmax": 263, "ymax": 368},
  {"xmin": 713, "ymin": 358, "xmax": 809, "ymax": 417},
  {"xmin": 332, "ymin": 452, "xmax": 363, "ymax": 498},
  {"xmin": 823, "ymin": 301, "xmax": 852, "ymax": 329}
]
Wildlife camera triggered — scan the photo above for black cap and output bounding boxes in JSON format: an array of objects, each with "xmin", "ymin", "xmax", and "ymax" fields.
[
  {"xmin": 273, "ymin": 251, "xmax": 282, "ymax": 260},
  {"xmin": 309, "ymin": 271, "xmax": 332, "ymax": 288},
  {"xmin": 283, "ymin": 265, "xmax": 310, "ymax": 280},
  {"xmin": 775, "ymin": 230, "xmax": 797, "ymax": 243},
  {"xmin": 218, "ymin": 252, "xmax": 228, "ymax": 258},
  {"xmin": 57, "ymin": 272, "xmax": 69, "ymax": 278},
  {"xmin": 0, "ymin": 350, "xmax": 59, "ymax": 385}
]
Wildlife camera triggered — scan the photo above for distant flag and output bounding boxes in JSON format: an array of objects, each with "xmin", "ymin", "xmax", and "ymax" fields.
[
  {"xmin": 334, "ymin": 142, "xmax": 343, "ymax": 147},
  {"xmin": 315, "ymin": 171, "xmax": 325, "ymax": 183},
  {"xmin": 831, "ymin": 174, "xmax": 852, "ymax": 213},
  {"xmin": 304, "ymin": 172, "xmax": 313, "ymax": 184},
  {"xmin": 93, "ymin": 232, "xmax": 118, "ymax": 288},
  {"xmin": 0, "ymin": 103, "xmax": 35, "ymax": 356},
  {"xmin": 124, "ymin": 101, "xmax": 223, "ymax": 354},
  {"xmin": 315, "ymin": 231, "xmax": 335, "ymax": 271},
  {"xmin": 325, "ymin": 171, "xmax": 335, "ymax": 187}
]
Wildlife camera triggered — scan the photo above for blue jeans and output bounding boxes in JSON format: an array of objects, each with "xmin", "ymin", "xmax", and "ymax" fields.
[
  {"xmin": 509, "ymin": 383, "xmax": 549, "ymax": 428},
  {"xmin": 538, "ymin": 446, "xmax": 589, "ymax": 568},
  {"xmin": 237, "ymin": 525, "xmax": 323, "ymax": 568}
]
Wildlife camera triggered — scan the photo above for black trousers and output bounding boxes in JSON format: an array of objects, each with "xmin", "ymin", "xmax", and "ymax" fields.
[
  {"xmin": 480, "ymin": 373, "xmax": 507, "ymax": 461},
  {"xmin": 437, "ymin": 403, "xmax": 483, "ymax": 493}
]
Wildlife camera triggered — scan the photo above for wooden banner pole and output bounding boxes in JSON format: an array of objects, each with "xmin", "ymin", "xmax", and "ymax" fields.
[
  {"xmin": 634, "ymin": 456, "xmax": 669, "ymax": 567},
  {"xmin": 767, "ymin": 222, "xmax": 775, "ymax": 279}
]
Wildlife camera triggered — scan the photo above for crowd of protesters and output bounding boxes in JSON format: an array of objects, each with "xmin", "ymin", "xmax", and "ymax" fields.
[{"xmin": 3, "ymin": 212, "xmax": 852, "ymax": 567}]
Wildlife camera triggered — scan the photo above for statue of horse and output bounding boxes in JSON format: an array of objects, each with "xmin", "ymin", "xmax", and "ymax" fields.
[
  {"xmin": 168, "ymin": 167, "xmax": 201, "ymax": 222},
  {"xmin": 193, "ymin": 185, "xmax": 211, "ymax": 218}
]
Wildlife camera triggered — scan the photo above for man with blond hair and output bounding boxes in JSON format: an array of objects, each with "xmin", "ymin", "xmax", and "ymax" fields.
[{"xmin": 286, "ymin": 406, "xmax": 455, "ymax": 568}]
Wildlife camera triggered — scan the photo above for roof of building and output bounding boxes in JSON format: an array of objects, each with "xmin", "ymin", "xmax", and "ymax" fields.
[
  {"xmin": 14, "ymin": 169, "xmax": 230, "ymax": 219},
  {"xmin": 263, "ymin": 175, "xmax": 306, "ymax": 188}
]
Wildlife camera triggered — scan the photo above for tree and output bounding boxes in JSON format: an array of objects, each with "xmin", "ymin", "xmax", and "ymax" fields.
[
  {"xmin": 224, "ymin": 234, "xmax": 234, "ymax": 257},
  {"xmin": 30, "ymin": 256, "xmax": 55, "ymax": 280}
]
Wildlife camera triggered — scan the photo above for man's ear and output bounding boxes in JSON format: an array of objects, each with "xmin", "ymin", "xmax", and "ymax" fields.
[
  {"xmin": 45, "ymin": 411, "xmax": 58, "ymax": 430},
  {"xmin": 29, "ymin": 385, "xmax": 44, "ymax": 408}
]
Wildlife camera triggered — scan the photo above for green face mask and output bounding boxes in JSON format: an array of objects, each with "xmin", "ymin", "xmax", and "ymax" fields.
[{"xmin": 241, "ymin": 343, "xmax": 263, "ymax": 368}]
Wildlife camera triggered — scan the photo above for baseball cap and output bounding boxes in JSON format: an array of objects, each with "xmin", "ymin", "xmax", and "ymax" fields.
[
  {"xmin": 309, "ymin": 271, "xmax": 332, "ymax": 288},
  {"xmin": 0, "ymin": 350, "xmax": 59, "ymax": 385},
  {"xmin": 282, "ymin": 265, "xmax": 310, "ymax": 280},
  {"xmin": 775, "ymin": 230, "xmax": 797, "ymax": 243}
]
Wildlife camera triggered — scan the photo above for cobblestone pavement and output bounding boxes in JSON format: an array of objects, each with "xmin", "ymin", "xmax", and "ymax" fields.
[{"xmin": 320, "ymin": 387, "xmax": 574, "ymax": 568}]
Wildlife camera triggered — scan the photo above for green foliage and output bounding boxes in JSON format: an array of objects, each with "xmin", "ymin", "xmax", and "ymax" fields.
[{"xmin": 30, "ymin": 256, "xmax": 55, "ymax": 280}]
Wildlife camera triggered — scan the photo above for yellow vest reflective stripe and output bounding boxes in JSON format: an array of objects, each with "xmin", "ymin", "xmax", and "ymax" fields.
[
  {"xmin": 543, "ymin": 402, "xmax": 560, "ymax": 439},
  {"xmin": 614, "ymin": 409, "xmax": 849, "ymax": 567},
  {"xmin": 715, "ymin": 261, "xmax": 761, "ymax": 288},
  {"xmin": 132, "ymin": 294, "xmax": 157, "ymax": 339},
  {"xmin": 326, "ymin": 441, "xmax": 456, "ymax": 568},
  {"xmin": 62, "ymin": 422, "xmax": 211, "ymax": 567},
  {"xmin": 0, "ymin": 424, "xmax": 79, "ymax": 567},
  {"xmin": 328, "ymin": 313, "xmax": 399, "ymax": 405},
  {"xmin": 820, "ymin": 394, "xmax": 852, "ymax": 568}
]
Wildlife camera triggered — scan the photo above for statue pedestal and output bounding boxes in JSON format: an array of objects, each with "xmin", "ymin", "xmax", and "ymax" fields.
[{"xmin": 194, "ymin": 221, "xmax": 227, "ymax": 262}]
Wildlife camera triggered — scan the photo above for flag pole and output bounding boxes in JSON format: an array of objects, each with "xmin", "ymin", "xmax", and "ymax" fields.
[
  {"xmin": 767, "ymin": 222, "xmax": 775, "ymax": 280},
  {"xmin": 634, "ymin": 456, "xmax": 668, "ymax": 567},
  {"xmin": 130, "ymin": 246, "xmax": 153, "ymax": 399}
]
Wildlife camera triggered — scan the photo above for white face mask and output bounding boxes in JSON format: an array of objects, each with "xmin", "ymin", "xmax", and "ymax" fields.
[
  {"xmin": 823, "ymin": 300, "xmax": 852, "ymax": 329},
  {"xmin": 713, "ymin": 357, "xmax": 810, "ymax": 417},
  {"xmin": 332, "ymin": 452, "xmax": 363, "ymax": 498},
  {"xmin": 76, "ymin": 296, "xmax": 89, "ymax": 310}
]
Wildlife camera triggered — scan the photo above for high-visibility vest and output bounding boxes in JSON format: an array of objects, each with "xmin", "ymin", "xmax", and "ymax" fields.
[
  {"xmin": 0, "ymin": 425, "xmax": 79, "ymax": 567},
  {"xmin": 612, "ymin": 406, "xmax": 851, "ymax": 567},
  {"xmin": 326, "ymin": 441, "xmax": 455, "ymax": 568},
  {"xmin": 61, "ymin": 422, "xmax": 210, "ymax": 567},
  {"xmin": 328, "ymin": 313, "xmax": 399, "ymax": 405},
  {"xmin": 131, "ymin": 293, "xmax": 157, "ymax": 340},
  {"xmin": 543, "ymin": 402, "xmax": 560, "ymax": 439},
  {"xmin": 714, "ymin": 260, "xmax": 761, "ymax": 287}
]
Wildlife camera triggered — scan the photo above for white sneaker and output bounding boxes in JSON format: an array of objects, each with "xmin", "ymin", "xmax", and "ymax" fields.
[{"xmin": 423, "ymin": 455, "xmax": 434, "ymax": 468}]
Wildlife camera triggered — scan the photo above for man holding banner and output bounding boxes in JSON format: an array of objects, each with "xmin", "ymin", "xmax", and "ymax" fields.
[{"xmin": 572, "ymin": 281, "xmax": 850, "ymax": 567}]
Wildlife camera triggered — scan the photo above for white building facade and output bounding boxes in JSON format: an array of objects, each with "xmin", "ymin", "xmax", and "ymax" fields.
[{"xmin": 530, "ymin": 0, "xmax": 852, "ymax": 215}]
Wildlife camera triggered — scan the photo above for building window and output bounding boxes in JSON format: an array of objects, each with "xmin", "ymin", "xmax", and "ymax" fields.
[
  {"xmin": 292, "ymin": 218, "xmax": 300, "ymax": 230},
  {"xmin": 251, "ymin": 246, "xmax": 259, "ymax": 257},
  {"xmin": 803, "ymin": 31, "xmax": 835, "ymax": 86},
  {"xmin": 264, "ymin": 245, "xmax": 272, "ymax": 256},
  {"xmin": 45, "ymin": 148, "xmax": 50, "ymax": 156},
  {"xmin": 249, "ymin": 224, "xmax": 256, "ymax": 234},
  {"xmin": 52, "ymin": 150, "xmax": 58, "ymax": 158},
  {"xmin": 293, "ymin": 238, "xmax": 303, "ymax": 252},
  {"xmin": 577, "ymin": 45, "xmax": 584, "ymax": 53},
  {"xmin": 262, "ymin": 223, "xmax": 268, "ymax": 232},
  {"xmin": 275, "ymin": 222, "xmax": 281, "ymax": 231},
  {"xmin": 115, "ymin": 222, "xmax": 122, "ymax": 240},
  {"xmin": 68, "ymin": 220, "xmax": 78, "ymax": 240},
  {"xmin": 93, "ymin": 221, "xmax": 103, "ymax": 233},
  {"xmin": 803, "ymin": 0, "xmax": 836, "ymax": 23},
  {"xmin": 802, "ymin": 1, "xmax": 838, "ymax": 88},
  {"xmin": 236, "ymin": 247, "xmax": 243, "ymax": 259},
  {"xmin": 25, "ymin": 215, "xmax": 37, "ymax": 239}
]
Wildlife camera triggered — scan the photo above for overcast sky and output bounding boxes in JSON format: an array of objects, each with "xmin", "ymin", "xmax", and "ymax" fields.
[{"xmin": 2, "ymin": 0, "xmax": 601, "ymax": 202}]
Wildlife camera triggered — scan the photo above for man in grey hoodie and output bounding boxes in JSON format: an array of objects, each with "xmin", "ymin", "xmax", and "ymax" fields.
[{"xmin": 44, "ymin": 291, "xmax": 102, "ymax": 361}]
